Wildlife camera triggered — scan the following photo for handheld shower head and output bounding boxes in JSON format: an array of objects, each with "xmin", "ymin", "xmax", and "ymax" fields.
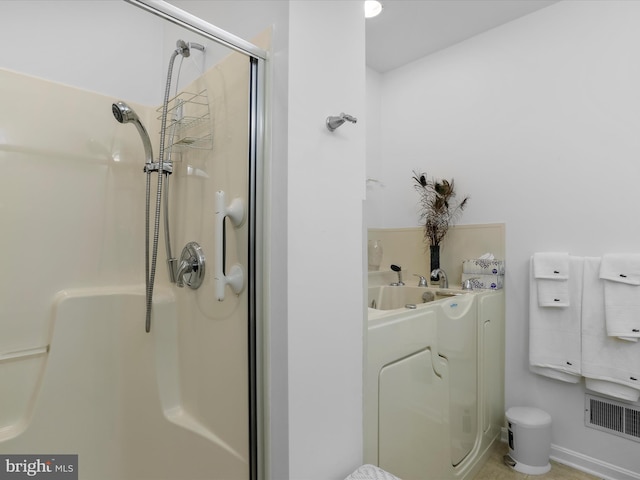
[
  {"xmin": 112, "ymin": 101, "xmax": 139, "ymax": 124},
  {"xmin": 112, "ymin": 101, "xmax": 153, "ymax": 165}
]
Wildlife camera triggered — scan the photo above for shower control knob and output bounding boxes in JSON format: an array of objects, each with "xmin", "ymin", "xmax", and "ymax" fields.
[{"xmin": 176, "ymin": 242, "xmax": 205, "ymax": 289}]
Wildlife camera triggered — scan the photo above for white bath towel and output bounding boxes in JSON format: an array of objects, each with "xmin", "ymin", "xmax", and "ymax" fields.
[
  {"xmin": 582, "ymin": 257, "xmax": 640, "ymax": 402},
  {"xmin": 533, "ymin": 252, "xmax": 570, "ymax": 279},
  {"xmin": 533, "ymin": 252, "xmax": 570, "ymax": 307},
  {"xmin": 599, "ymin": 254, "xmax": 640, "ymax": 342},
  {"xmin": 529, "ymin": 256, "xmax": 583, "ymax": 382}
]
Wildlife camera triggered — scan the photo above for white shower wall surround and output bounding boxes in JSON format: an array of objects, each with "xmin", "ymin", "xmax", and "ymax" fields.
[
  {"xmin": 1, "ymin": 287, "xmax": 248, "ymax": 478},
  {"xmin": 0, "ymin": 45, "xmax": 252, "ymax": 478}
]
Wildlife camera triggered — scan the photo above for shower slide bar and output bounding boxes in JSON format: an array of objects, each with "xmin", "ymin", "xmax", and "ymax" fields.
[
  {"xmin": 214, "ymin": 190, "xmax": 245, "ymax": 301},
  {"xmin": 0, "ymin": 345, "xmax": 49, "ymax": 363}
]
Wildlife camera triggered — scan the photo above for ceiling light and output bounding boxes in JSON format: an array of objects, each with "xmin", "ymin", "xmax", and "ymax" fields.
[{"xmin": 364, "ymin": 0, "xmax": 383, "ymax": 18}]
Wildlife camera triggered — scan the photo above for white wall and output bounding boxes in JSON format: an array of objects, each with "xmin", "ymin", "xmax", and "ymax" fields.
[
  {"xmin": 0, "ymin": 1, "xmax": 164, "ymax": 105},
  {"xmin": 365, "ymin": 67, "xmax": 385, "ymax": 229},
  {"xmin": 287, "ymin": 2, "xmax": 366, "ymax": 478},
  {"xmin": 368, "ymin": 0, "xmax": 640, "ymax": 475}
]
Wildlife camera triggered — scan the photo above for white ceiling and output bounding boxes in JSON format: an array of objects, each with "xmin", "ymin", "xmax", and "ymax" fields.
[{"xmin": 366, "ymin": 0, "xmax": 560, "ymax": 72}]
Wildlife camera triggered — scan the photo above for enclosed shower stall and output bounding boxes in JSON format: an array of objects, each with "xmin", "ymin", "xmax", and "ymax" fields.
[{"xmin": 0, "ymin": 2, "xmax": 265, "ymax": 479}]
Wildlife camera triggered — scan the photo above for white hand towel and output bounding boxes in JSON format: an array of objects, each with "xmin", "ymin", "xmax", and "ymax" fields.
[
  {"xmin": 529, "ymin": 256, "xmax": 583, "ymax": 382},
  {"xmin": 599, "ymin": 254, "xmax": 640, "ymax": 341},
  {"xmin": 582, "ymin": 257, "xmax": 640, "ymax": 402},
  {"xmin": 599, "ymin": 253, "xmax": 640, "ymax": 285},
  {"xmin": 533, "ymin": 252, "xmax": 570, "ymax": 307},
  {"xmin": 537, "ymin": 278, "xmax": 570, "ymax": 307},
  {"xmin": 533, "ymin": 252, "xmax": 570, "ymax": 280}
]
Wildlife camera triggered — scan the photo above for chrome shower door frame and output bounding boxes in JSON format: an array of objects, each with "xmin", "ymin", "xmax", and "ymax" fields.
[{"xmin": 124, "ymin": 2, "xmax": 267, "ymax": 479}]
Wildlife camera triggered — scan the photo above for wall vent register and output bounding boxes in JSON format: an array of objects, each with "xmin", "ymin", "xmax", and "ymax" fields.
[{"xmin": 585, "ymin": 394, "xmax": 640, "ymax": 442}]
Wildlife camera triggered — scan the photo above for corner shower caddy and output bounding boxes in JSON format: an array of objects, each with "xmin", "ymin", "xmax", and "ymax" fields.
[{"xmin": 157, "ymin": 89, "xmax": 212, "ymax": 153}]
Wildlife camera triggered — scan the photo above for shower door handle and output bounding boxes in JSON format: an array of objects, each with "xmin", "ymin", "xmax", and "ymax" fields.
[{"xmin": 214, "ymin": 190, "xmax": 245, "ymax": 301}]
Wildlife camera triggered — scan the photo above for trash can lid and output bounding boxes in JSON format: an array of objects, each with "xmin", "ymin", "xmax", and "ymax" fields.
[{"xmin": 506, "ymin": 407, "xmax": 552, "ymax": 426}]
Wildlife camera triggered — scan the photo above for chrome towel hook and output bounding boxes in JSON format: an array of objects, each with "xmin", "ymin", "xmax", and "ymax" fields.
[{"xmin": 326, "ymin": 112, "xmax": 357, "ymax": 132}]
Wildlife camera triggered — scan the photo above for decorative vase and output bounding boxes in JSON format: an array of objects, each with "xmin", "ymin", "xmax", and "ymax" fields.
[
  {"xmin": 429, "ymin": 244, "xmax": 440, "ymax": 281},
  {"xmin": 368, "ymin": 240, "xmax": 383, "ymax": 271}
]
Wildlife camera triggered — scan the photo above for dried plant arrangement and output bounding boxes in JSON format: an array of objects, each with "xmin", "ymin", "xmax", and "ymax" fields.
[{"xmin": 412, "ymin": 171, "xmax": 470, "ymax": 247}]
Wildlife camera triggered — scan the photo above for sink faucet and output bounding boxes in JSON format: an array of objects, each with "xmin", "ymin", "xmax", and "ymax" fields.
[
  {"xmin": 430, "ymin": 268, "xmax": 448, "ymax": 288},
  {"xmin": 390, "ymin": 264, "xmax": 405, "ymax": 286},
  {"xmin": 414, "ymin": 274, "xmax": 428, "ymax": 287}
]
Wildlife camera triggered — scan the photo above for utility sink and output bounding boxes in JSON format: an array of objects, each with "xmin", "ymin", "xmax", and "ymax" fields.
[{"xmin": 368, "ymin": 285, "xmax": 466, "ymax": 311}]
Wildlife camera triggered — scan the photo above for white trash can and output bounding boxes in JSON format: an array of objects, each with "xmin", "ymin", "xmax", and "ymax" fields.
[{"xmin": 504, "ymin": 407, "xmax": 552, "ymax": 475}]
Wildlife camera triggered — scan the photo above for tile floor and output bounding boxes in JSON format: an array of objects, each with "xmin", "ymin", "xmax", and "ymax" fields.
[{"xmin": 473, "ymin": 442, "xmax": 603, "ymax": 480}]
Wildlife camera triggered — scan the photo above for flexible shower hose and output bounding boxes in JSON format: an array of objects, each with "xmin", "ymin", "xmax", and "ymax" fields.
[{"xmin": 145, "ymin": 48, "xmax": 180, "ymax": 333}]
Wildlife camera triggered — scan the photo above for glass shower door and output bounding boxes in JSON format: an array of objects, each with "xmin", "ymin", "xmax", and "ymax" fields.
[{"xmin": 0, "ymin": 2, "xmax": 264, "ymax": 478}]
